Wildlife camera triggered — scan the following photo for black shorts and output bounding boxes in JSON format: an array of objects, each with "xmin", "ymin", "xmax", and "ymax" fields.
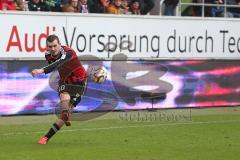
[{"xmin": 58, "ymin": 80, "xmax": 87, "ymax": 107}]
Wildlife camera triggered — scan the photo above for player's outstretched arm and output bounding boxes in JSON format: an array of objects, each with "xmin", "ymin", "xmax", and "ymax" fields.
[{"xmin": 31, "ymin": 69, "xmax": 44, "ymax": 77}]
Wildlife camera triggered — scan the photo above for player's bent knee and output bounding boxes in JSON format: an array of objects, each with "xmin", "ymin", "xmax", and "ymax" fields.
[
  {"xmin": 60, "ymin": 92, "xmax": 71, "ymax": 100},
  {"xmin": 60, "ymin": 110, "xmax": 69, "ymax": 120},
  {"xmin": 60, "ymin": 110, "xmax": 71, "ymax": 126}
]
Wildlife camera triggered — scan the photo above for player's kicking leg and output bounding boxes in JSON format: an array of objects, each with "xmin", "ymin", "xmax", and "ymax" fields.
[
  {"xmin": 38, "ymin": 119, "xmax": 64, "ymax": 145},
  {"xmin": 38, "ymin": 82, "xmax": 86, "ymax": 145},
  {"xmin": 38, "ymin": 93, "xmax": 72, "ymax": 145}
]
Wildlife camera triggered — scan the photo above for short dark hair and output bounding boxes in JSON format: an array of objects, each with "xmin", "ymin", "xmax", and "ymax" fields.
[{"xmin": 46, "ymin": 34, "xmax": 60, "ymax": 44}]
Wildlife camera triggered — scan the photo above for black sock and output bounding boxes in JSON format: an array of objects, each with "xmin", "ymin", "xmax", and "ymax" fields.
[{"xmin": 45, "ymin": 123, "xmax": 60, "ymax": 140}]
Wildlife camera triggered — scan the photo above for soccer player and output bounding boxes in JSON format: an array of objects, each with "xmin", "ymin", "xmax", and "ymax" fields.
[{"xmin": 31, "ymin": 34, "xmax": 87, "ymax": 145}]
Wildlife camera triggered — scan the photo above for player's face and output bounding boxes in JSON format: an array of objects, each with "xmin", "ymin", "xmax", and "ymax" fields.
[{"xmin": 46, "ymin": 39, "xmax": 61, "ymax": 56}]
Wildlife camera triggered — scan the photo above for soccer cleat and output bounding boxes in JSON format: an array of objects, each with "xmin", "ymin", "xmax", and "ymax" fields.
[
  {"xmin": 61, "ymin": 110, "xmax": 71, "ymax": 126},
  {"xmin": 38, "ymin": 136, "xmax": 48, "ymax": 145}
]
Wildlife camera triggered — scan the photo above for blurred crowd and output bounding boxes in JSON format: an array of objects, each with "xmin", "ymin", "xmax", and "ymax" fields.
[
  {"xmin": 188, "ymin": 0, "xmax": 240, "ymax": 18},
  {"xmin": 161, "ymin": 0, "xmax": 240, "ymax": 18},
  {"xmin": 0, "ymin": 0, "xmax": 239, "ymax": 18},
  {"xmin": 0, "ymin": 0, "xmax": 155, "ymax": 15}
]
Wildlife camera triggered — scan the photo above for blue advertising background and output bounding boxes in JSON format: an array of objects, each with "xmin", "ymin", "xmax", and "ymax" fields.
[{"xmin": 1, "ymin": 58, "xmax": 240, "ymax": 115}]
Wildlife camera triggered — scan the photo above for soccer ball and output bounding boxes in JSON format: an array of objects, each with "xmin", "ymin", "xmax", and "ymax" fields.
[{"xmin": 90, "ymin": 66, "xmax": 107, "ymax": 83}]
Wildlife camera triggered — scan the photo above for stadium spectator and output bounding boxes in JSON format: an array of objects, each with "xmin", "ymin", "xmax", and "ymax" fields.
[
  {"xmin": 0, "ymin": 0, "xmax": 16, "ymax": 10},
  {"xmin": 45, "ymin": 0, "xmax": 54, "ymax": 9},
  {"xmin": 89, "ymin": 0, "xmax": 109, "ymax": 13},
  {"xmin": 107, "ymin": 0, "xmax": 121, "ymax": 14},
  {"xmin": 79, "ymin": 0, "xmax": 89, "ymax": 13},
  {"xmin": 62, "ymin": 0, "xmax": 80, "ymax": 12},
  {"xmin": 139, "ymin": 0, "xmax": 154, "ymax": 15},
  {"xmin": 28, "ymin": 0, "xmax": 50, "ymax": 11},
  {"xmin": 49, "ymin": 0, "xmax": 68, "ymax": 12},
  {"xmin": 129, "ymin": 0, "xmax": 141, "ymax": 14},
  {"xmin": 191, "ymin": 0, "xmax": 214, "ymax": 17},
  {"xmin": 210, "ymin": 0, "xmax": 224, "ymax": 17},
  {"xmin": 192, "ymin": 0, "xmax": 203, "ymax": 16},
  {"xmin": 32, "ymin": 34, "xmax": 87, "ymax": 145},
  {"xmin": 163, "ymin": 0, "xmax": 179, "ymax": 16},
  {"xmin": 120, "ymin": 0, "xmax": 130, "ymax": 14},
  {"xmin": 226, "ymin": 0, "xmax": 240, "ymax": 17},
  {"xmin": 204, "ymin": 0, "xmax": 214, "ymax": 16},
  {"xmin": 14, "ymin": 0, "xmax": 25, "ymax": 10}
]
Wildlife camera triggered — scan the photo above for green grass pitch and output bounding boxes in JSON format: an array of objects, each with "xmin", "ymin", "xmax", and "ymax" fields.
[{"xmin": 0, "ymin": 107, "xmax": 240, "ymax": 160}]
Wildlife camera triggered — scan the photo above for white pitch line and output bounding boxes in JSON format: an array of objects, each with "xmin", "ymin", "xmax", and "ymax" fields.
[{"xmin": 0, "ymin": 120, "xmax": 240, "ymax": 136}]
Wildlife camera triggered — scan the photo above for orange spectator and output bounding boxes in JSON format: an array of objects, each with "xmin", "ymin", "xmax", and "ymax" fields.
[
  {"xmin": 62, "ymin": 0, "xmax": 80, "ymax": 12},
  {"xmin": 107, "ymin": 0, "xmax": 121, "ymax": 14}
]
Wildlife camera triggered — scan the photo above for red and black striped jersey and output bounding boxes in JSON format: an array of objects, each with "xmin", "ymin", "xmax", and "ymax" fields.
[{"xmin": 43, "ymin": 46, "xmax": 86, "ymax": 83}]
